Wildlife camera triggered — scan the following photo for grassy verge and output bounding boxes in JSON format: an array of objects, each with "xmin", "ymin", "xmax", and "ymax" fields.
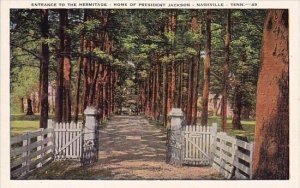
[
  {"xmin": 11, "ymin": 114, "xmax": 255, "ymax": 141},
  {"xmin": 208, "ymin": 116, "xmax": 255, "ymax": 141},
  {"xmin": 10, "ymin": 120, "xmax": 39, "ymax": 137}
]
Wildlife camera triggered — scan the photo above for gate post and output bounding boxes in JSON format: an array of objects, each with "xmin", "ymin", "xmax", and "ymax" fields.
[
  {"xmin": 167, "ymin": 108, "xmax": 184, "ymax": 166},
  {"xmin": 210, "ymin": 123, "xmax": 218, "ymax": 163},
  {"xmin": 82, "ymin": 106, "xmax": 99, "ymax": 165}
]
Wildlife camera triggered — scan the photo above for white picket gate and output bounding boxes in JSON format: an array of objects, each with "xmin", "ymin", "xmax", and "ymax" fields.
[
  {"xmin": 167, "ymin": 108, "xmax": 254, "ymax": 179},
  {"xmin": 51, "ymin": 120, "xmax": 83, "ymax": 160},
  {"xmin": 181, "ymin": 124, "xmax": 217, "ymax": 165}
]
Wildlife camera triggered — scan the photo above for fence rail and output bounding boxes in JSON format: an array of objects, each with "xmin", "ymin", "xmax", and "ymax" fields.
[
  {"xmin": 211, "ymin": 132, "xmax": 254, "ymax": 179},
  {"xmin": 10, "ymin": 127, "xmax": 54, "ymax": 178}
]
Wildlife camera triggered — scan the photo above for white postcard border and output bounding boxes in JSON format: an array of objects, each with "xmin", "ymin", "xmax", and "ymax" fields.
[{"xmin": 1, "ymin": 1, "xmax": 300, "ymax": 188}]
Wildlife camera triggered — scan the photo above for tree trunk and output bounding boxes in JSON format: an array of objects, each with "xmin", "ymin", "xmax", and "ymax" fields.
[
  {"xmin": 187, "ymin": 59, "xmax": 194, "ymax": 125},
  {"xmin": 142, "ymin": 82, "xmax": 146, "ymax": 113},
  {"xmin": 107, "ymin": 66, "xmax": 111, "ymax": 116},
  {"xmin": 232, "ymin": 86, "xmax": 243, "ymax": 130},
  {"xmin": 201, "ymin": 10, "xmax": 212, "ymax": 126},
  {"xmin": 213, "ymin": 97, "xmax": 218, "ymax": 116},
  {"xmin": 221, "ymin": 9, "xmax": 231, "ymax": 131},
  {"xmin": 146, "ymin": 74, "xmax": 151, "ymax": 117},
  {"xmin": 111, "ymin": 68, "xmax": 116, "ymax": 114},
  {"xmin": 32, "ymin": 93, "xmax": 36, "ymax": 113},
  {"xmin": 62, "ymin": 10, "xmax": 71, "ymax": 123},
  {"xmin": 21, "ymin": 97, "xmax": 24, "ymax": 113},
  {"xmin": 104, "ymin": 66, "xmax": 109, "ymax": 118},
  {"xmin": 177, "ymin": 61, "xmax": 183, "ymax": 108},
  {"xmin": 162, "ymin": 64, "xmax": 168, "ymax": 126},
  {"xmin": 88, "ymin": 62, "xmax": 100, "ymax": 106},
  {"xmin": 82, "ymin": 35, "xmax": 89, "ymax": 113},
  {"xmin": 169, "ymin": 13, "xmax": 176, "ymax": 112},
  {"xmin": 181, "ymin": 62, "xmax": 186, "ymax": 111},
  {"xmin": 39, "ymin": 9, "xmax": 49, "ymax": 128},
  {"xmin": 26, "ymin": 97, "xmax": 34, "ymax": 115},
  {"xmin": 191, "ymin": 16, "xmax": 203, "ymax": 125},
  {"xmin": 51, "ymin": 85, "xmax": 55, "ymax": 114},
  {"xmin": 110, "ymin": 68, "xmax": 114, "ymax": 114},
  {"xmin": 253, "ymin": 10, "xmax": 289, "ymax": 179},
  {"xmin": 170, "ymin": 61, "xmax": 176, "ymax": 108},
  {"xmin": 155, "ymin": 61, "xmax": 161, "ymax": 121},
  {"xmin": 55, "ymin": 9, "xmax": 66, "ymax": 123},
  {"xmin": 73, "ymin": 36, "xmax": 83, "ymax": 122},
  {"xmin": 99, "ymin": 65, "xmax": 104, "ymax": 121},
  {"xmin": 151, "ymin": 63, "xmax": 157, "ymax": 119}
]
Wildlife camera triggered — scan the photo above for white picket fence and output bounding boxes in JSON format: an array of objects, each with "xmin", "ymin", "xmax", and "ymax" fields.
[
  {"xmin": 52, "ymin": 120, "xmax": 83, "ymax": 160},
  {"xmin": 10, "ymin": 127, "xmax": 54, "ymax": 178},
  {"xmin": 211, "ymin": 132, "xmax": 254, "ymax": 179}
]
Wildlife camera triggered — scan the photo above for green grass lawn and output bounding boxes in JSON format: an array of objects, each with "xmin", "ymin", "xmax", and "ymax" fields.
[
  {"xmin": 207, "ymin": 116, "xmax": 255, "ymax": 141},
  {"xmin": 10, "ymin": 114, "xmax": 86, "ymax": 137},
  {"xmin": 10, "ymin": 114, "xmax": 53, "ymax": 137},
  {"xmin": 11, "ymin": 120, "xmax": 39, "ymax": 137}
]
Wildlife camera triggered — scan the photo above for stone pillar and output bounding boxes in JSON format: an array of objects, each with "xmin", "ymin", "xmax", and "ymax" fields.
[
  {"xmin": 170, "ymin": 108, "xmax": 184, "ymax": 131},
  {"xmin": 82, "ymin": 106, "xmax": 99, "ymax": 165},
  {"xmin": 167, "ymin": 108, "xmax": 184, "ymax": 166},
  {"xmin": 84, "ymin": 106, "xmax": 99, "ymax": 141}
]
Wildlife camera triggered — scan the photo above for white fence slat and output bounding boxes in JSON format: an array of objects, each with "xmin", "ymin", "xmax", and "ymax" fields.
[
  {"xmin": 66, "ymin": 123, "xmax": 70, "ymax": 157},
  {"xmin": 21, "ymin": 134, "xmax": 28, "ymax": 176},
  {"xmin": 203, "ymin": 126, "xmax": 206, "ymax": 160},
  {"xmin": 192, "ymin": 125, "xmax": 195, "ymax": 165},
  {"xmin": 75, "ymin": 122, "xmax": 79, "ymax": 157},
  {"xmin": 235, "ymin": 150, "xmax": 251, "ymax": 163},
  {"xmin": 236, "ymin": 139, "xmax": 252, "ymax": 150},
  {"xmin": 195, "ymin": 125, "xmax": 199, "ymax": 162},
  {"xmin": 70, "ymin": 122, "xmax": 74, "ymax": 157},
  {"xmin": 249, "ymin": 141, "xmax": 254, "ymax": 179},
  {"xmin": 201, "ymin": 126, "xmax": 204, "ymax": 159},
  {"xmin": 185, "ymin": 126, "xmax": 188, "ymax": 159},
  {"xmin": 36, "ymin": 128, "xmax": 43, "ymax": 168}
]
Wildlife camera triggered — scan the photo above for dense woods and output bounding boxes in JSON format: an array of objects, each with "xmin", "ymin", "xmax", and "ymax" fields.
[{"xmin": 10, "ymin": 9, "xmax": 289, "ymax": 179}]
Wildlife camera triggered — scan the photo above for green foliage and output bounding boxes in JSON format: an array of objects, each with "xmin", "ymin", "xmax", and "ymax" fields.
[
  {"xmin": 160, "ymin": 55, "xmax": 175, "ymax": 64},
  {"xmin": 164, "ymin": 31, "xmax": 176, "ymax": 45},
  {"xmin": 10, "ymin": 9, "xmax": 265, "ymax": 122},
  {"xmin": 183, "ymin": 30, "xmax": 203, "ymax": 44}
]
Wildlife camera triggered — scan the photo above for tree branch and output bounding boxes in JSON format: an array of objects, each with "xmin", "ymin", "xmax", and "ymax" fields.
[{"xmin": 11, "ymin": 42, "xmax": 41, "ymax": 60}]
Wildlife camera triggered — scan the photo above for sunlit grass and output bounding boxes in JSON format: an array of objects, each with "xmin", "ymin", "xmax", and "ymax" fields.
[
  {"xmin": 10, "ymin": 120, "xmax": 39, "ymax": 137},
  {"xmin": 207, "ymin": 116, "xmax": 255, "ymax": 141},
  {"xmin": 10, "ymin": 113, "xmax": 85, "ymax": 137}
]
